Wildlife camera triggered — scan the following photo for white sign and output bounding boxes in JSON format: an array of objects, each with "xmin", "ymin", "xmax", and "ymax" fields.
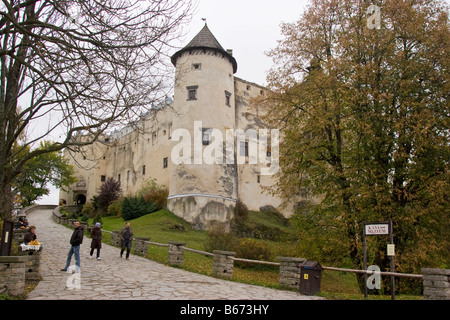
[
  {"xmin": 365, "ymin": 224, "xmax": 389, "ymax": 235},
  {"xmin": 387, "ymin": 244, "xmax": 395, "ymax": 256}
]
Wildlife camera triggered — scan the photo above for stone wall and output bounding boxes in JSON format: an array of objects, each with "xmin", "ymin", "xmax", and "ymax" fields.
[
  {"xmin": 278, "ymin": 257, "xmax": 307, "ymax": 290},
  {"xmin": 16, "ymin": 247, "xmax": 42, "ymax": 281},
  {"xmin": 212, "ymin": 250, "xmax": 235, "ymax": 279},
  {"xmin": 0, "ymin": 256, "xmax": 28, "ymax": 296},
  {"xmin": 167, "ymin": 242, "xmax": 186, "ymax": 266},
  {"xmin": 111, "ymin": 231, "xmax": 121, "ymax": 247},
  {"xmin": 134, "ymin": 237, "xmax": 150, "ymax": 257},
  {"xmin": 422, "ymin": 268, "xmax": 450, "ymax": 300}
]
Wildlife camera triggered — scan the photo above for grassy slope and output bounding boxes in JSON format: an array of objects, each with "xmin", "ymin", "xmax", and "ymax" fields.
[{"xmin": 90, "ymin": 209, "xmax": 420, "ymax": 300}]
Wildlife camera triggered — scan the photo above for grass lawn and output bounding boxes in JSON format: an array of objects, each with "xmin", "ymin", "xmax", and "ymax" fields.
[{"xmin": 86, "ymin": 209, "xmax": 421, "ymax": 300}]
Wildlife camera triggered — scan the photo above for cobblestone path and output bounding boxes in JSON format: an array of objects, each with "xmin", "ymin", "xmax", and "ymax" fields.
[{"xmin": 25, "ymin": 208, "xmax": 323, "ymax": 300}]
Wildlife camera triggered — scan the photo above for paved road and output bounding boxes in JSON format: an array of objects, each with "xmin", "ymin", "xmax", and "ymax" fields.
[{"xmin": 25, "ymin": 208, "xmax": 323, "ymax": 300}]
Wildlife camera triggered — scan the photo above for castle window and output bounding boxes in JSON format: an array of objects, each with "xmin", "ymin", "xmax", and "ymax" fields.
[
  {"xmin": 168, "ymin": 123, "xmax": 172, "ymax": 139},
  {"xmin": 246, "ymin": 85, "xmax": 251, "ymax": 91},
  {"xmin": 257, "ymin": 175, "xmax": 261, "ymax": 183},
  {"xmin": 118, "ymin": 174, "xmax": 121, "ymax": 181},
  {"xmin": 127, "ymin": 170, "xmax": 130, "ymax": 180},
  {"xmin": 152, "ymin": 132, "xmax": 157, "ymax": 145},
  {"xmin": 225, "ymin": 90, "xmax": 232, "ymax": 107},
  {"xmin": 163, "ymin": 157, "xmax": 168, "ymax": 168},
  {"xmin": 142, "ymin": 165, "xmax": 146, "ymax": 176},
  {"xmin": 240, "ymin": 141, "xmax": 249, "ymax": 157},
  {"xmin": 101, "ymin": 175, "xmax": 106, "ymax": 182},
  {"xmin": 202, "ymin": 128, "xmax": 212, "ymax": 145},
  {"xmin": 187, "ymin": 85, "xmax": 198, "ymax": 101},
  {"xmin": 188, "ymin": 89, "xmax": 197, "ymax": 100},
  {"xmin": 192, "ymin": 63, "xmax": 202, "ymax": 70}
]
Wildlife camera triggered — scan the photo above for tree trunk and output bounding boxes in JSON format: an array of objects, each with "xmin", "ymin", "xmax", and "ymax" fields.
[{"xmin": 0, "ymin": 181, "xmax": 14, "ymax": 219}]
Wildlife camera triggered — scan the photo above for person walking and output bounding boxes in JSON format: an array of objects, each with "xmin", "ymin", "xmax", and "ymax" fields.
[
  {"xmin": 89, "ymin": 222, "xmax": 102, "ymax": 260},
  {"xmin": 120, "ymin": 221, "xmax": 133, "ymax": 260},
  {"xmin": 61, "ymin": 221, "xmax": 84, "ymax": 272}
]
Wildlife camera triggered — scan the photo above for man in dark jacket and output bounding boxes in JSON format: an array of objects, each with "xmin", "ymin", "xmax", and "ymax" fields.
[
  {"xmin": 120, "ymin": 222, "xmax": 133, "ymax": 260},
  {"xmin": 61, "ymin": 221, "xmax": 84, "ymax": 272}
]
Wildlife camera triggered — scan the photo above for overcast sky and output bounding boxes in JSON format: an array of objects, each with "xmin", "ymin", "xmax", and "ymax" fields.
[
  {"xmin": 37, "ymin": 0, "xmax": 309, "ymax": 205},
  {"xmin": 178, "ymin": 0, "xmax": 309, "ymax": 86}
]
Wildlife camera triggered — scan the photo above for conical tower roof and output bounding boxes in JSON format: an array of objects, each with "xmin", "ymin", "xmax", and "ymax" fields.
[{"xmin": 171, "ymin": 24, "xmax": 237, "ymax": 73}]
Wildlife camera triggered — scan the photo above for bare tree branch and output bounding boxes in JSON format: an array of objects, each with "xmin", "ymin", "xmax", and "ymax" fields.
[{"xmin": 0, "ymin": 0, "xmax": 195, "ymax": 217}]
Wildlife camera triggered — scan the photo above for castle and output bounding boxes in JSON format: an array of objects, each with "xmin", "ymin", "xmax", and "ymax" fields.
[{"xmin": 59, "ymin": 24, "xmax": 306, "ymax": 228}]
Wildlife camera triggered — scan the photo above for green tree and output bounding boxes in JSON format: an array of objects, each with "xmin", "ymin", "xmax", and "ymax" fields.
[
  {"xmin": 13, "ymin": 141, "xmax": 76, "ymax": 206},
  {"xmin": 259, "ymin": 0, "xmax": 449, "ymax": 291}
]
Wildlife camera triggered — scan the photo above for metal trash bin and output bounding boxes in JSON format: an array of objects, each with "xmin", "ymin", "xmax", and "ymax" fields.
[{"xmin": 299, "ymin": 261, "xmax": 322, "ymax": 295}]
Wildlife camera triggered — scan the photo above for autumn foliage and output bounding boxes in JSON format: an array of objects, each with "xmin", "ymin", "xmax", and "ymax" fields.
[{"xmin": 257, "ymin": 0, "xmax": 449, "ymax": 292}]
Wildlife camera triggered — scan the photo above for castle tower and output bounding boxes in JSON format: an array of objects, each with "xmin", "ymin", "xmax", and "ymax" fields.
[{"xmin": 167, "ymin": 24, "xmax": 238, "ymax": 229}]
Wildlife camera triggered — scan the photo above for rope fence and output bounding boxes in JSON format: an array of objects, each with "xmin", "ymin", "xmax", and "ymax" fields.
[
  {"xmin": 51, "ymin": 208, "xmax": 450, "ymax": 300},
  {"xmin": 99, "ymin": 226, "xmax": 422, "ymax": 279}
]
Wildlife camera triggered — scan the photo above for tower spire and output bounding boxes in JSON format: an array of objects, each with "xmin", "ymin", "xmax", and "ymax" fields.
[{"xmin": 171, "ymin": 24, "xmax": 237, "ymax": 73}]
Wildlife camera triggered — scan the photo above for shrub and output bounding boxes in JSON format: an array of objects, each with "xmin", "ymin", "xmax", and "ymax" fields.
[
  {"xmin": 93, "ymin": 213, "xmax": 103, "ymax": 226},
  {"xmin": 81, "ymin": 202, "xmax": 96, "ymax": 218},
  {"xmin": 234, "ymin": 238, "xmax": 272, "ymax": 268},
  {"xmin": 59, "ymin": 208, "xmax": 69, "ymax": 217},
  {"xmin": 107, "ymin": 199, "xmax": 122, "ymax": 217},
  {"xmin": 234, "ymin": 199, "xmax": 249, "ymax": 222},
  {"xmin": 121, "ymin": 195, "xmax": 158, "ymax": 221},
  {"xmin": 138, "ymin": 178, "xmax": 168, "ymax": 209},
  {"xmin": 204, "ymin": 224, "xmax": 237, "ymax": 253},
  {"xmin": 144, "ymin": 187, "xmax": 169, "ymax": 209},
  {"xmin": 68, "ymin": 212, "xmax": 78, "ymax": 219}
]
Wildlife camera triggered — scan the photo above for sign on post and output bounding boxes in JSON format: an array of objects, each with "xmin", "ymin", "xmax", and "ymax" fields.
[
  {"xmin": 365, "ymin": 223, "xmax": 389, "ymax": 235},
  {"xmin": 363, "ymin": 220, "xmax": 395, "ymax": 300},
  {"xmin": 0, "ymin": 219, "xmax": 14, "ymax": 256},
  {"xmin": 387, "ymin": 244, "xmax": 395, "ymax": 256}
]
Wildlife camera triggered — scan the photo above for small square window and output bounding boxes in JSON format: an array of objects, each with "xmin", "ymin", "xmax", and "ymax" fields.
[
  {"xmin": 101, "ymin": 175, "xmax": 106, "ymax": 182},
  {"xmin": 192, "ymin": 63, "xmax": 202, "ymax": 70}
]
